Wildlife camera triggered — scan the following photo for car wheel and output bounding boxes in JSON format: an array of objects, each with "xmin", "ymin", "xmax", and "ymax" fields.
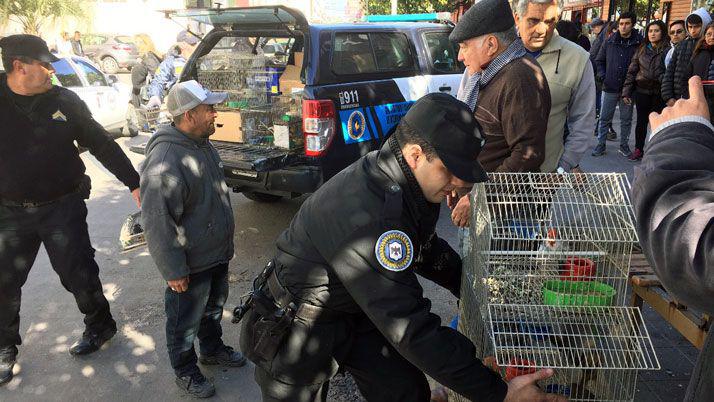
[
  {"xmin": 123, "ymin": 103, "xmax": 140, "ymax": 137},
  {"xmin": 101, "ymin": 56, "xmax": 119, "ymax": 74},
  {"xmin": 243, "ymin": 191, "xmax": 283, "ymax": 203}
]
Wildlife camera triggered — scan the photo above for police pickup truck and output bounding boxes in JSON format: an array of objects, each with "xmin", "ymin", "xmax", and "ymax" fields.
[{"xmin": 135, "ymin": 6, "xmax": 464, "ymax": 202}]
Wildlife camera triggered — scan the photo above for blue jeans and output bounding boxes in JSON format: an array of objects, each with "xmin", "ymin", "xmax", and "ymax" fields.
[
  {"xmin": 597, "ymin": 91, "xmax": 633, "ymax": 146},
  {"xmin": 165, "ymin": 263, "xmax": 228, "ymax": 377}
]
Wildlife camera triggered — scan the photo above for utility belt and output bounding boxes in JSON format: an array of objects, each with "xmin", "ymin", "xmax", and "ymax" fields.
[
  {"xmin": 0, "ymin": 175, "xmax": 91, "ymax": 208},
  {"xmin": 233, "ymin": 259, "xmax": 344, "ymax": 362}
]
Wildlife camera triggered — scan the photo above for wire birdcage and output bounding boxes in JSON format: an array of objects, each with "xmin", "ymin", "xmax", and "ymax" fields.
[{"xmin": 450, "ymin": 172, "xmax": 659, "ymax": 402}]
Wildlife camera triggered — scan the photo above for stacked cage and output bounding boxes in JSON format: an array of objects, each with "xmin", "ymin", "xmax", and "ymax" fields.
[
  {"xmin": 196, "ymin": 52, "xmax": 303, "ymax": 149},
  {"xmin": 454, "ymin": 173, "xmax": 659, "ymax": 401}
]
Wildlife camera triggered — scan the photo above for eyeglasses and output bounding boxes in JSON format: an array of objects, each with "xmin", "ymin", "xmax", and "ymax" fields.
[{"xmin": 670, "ymin": 29, "xmax": 684, "ymax": 35}]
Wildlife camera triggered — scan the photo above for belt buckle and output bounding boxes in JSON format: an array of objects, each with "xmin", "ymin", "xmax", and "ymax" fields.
[{"xmin": 21, "ymin": 201, "xmax": 40, "ymax": 208}]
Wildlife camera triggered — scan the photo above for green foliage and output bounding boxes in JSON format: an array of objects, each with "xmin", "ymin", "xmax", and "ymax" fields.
[
  {"xmin": 363, "ymin": 0, "xmax": 455, "ymax": 15},
  {"xmin": 0, "ymin": 0, "xmax": 86, "ymax": 34}
]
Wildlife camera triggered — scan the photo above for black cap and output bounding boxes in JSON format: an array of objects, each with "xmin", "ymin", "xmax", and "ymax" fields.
[
  {"xmin": 449, "ymin": 0, "xmax": 515, "ymax": 43},
  {"xmin": 401, "ymin": 93, "xmax": 488, "ymax": 183},
  {"xmin": 0, "ymin": 34, "xmax": 59, "ymax": 63}
]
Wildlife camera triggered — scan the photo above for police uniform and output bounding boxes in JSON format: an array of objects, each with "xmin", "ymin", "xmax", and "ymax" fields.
[
  {"xmin": 0, "ymin": 35, "xmax": 140, "ymax": 380},
  {"xmin": 240, "ymin": 94, "xmax": 508, "ymax": 401}
]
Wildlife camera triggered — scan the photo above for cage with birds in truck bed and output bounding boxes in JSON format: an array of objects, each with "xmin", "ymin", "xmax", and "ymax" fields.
[{"xmin": 450, "ymin": 173, "xmax": 660, "ymax": 402}]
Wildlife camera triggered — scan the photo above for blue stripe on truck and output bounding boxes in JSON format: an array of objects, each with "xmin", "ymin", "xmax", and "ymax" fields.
[{"xmin": 339, "ymin": 101, "xmax": 415, "ymax": 144}]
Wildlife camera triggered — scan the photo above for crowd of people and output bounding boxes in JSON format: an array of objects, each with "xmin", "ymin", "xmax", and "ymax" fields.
[{"xmin": 1, "ymin": 0, "xmax": 714, "ymax": 401}]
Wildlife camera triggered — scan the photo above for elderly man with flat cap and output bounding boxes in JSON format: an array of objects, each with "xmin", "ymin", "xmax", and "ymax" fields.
[
  {"xmin": 0, "ymin": 34, "xmax": 141, "ymax": 385},
  {"xmin": 447, "ymin": 0, "xmax": 551, "ymax": 257},
  {"xmin": 140, "ymin": 80, "xmax": 247, "ymax": 398},
  {"xmin": 237, "ymin": 93, "xmax": 564, "ymax": 402}
]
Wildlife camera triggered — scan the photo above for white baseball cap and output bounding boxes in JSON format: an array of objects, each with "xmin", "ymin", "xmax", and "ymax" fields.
[{"xmin": 166, "ymin": 80, "xmax": 227, "ymax": 117}]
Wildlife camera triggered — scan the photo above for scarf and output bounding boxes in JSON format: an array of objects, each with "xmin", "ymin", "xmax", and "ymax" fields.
[{"xmin": 459, "ymin": 38, "xmax": 526, "ymax": 111}]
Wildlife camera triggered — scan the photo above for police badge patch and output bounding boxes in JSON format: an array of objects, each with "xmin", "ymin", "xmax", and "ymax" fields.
[{"xmin": 375, "ymin": 230, "xmax": 413, "ymax": 272}]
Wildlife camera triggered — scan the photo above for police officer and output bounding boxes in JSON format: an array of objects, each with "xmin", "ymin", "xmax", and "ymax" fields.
[
  {"xmin": 146, "ymin": 30, "xmax": 198, "ymax": 109},
  {"xmin": 239, "ymin": 94, "xmax": 566, "ymax": 401},
  {"xmin": 0, "ymin": 35, "xmax": 141, "ymax": 385}
]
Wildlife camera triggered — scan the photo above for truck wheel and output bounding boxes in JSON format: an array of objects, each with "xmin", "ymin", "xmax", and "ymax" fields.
[
  {"xmin": 101, "ymin": 56, "xmax": 119, "ymax": 74},
  {"xmin": 243, "ymin": 191, "xmax": 283, "ymax": 203}
]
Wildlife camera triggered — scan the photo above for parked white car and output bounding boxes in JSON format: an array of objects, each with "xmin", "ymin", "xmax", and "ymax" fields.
[{"xmin": 50, "ymin": 56, "xmax": 133, "ymax": 136}]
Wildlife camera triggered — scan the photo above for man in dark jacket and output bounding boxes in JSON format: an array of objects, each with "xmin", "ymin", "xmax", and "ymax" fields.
[
  {"xmin": 661, "ymin": 8, "xmax": 711, "ymax": 104},
  {"xmin": 0, "ymin": 35, "xmax": 140, "ymax": 385},
  {"xmin": 632, "ymin": 75, "xmax": 713, "ymax": 402},
  {"xmin": 70, "ymin": 31, "xmax": 83, "ymax": 56},
  {"xmin": 593, "ymin": 11, "xmax": 642, "ymax": 158},
  {"xmin": 141, "ymin": 80, "xmax": 246, "ymax": 398},
  {"xmin": 239, "ymin": 93, "xmax": 565, "ymax": 402}
]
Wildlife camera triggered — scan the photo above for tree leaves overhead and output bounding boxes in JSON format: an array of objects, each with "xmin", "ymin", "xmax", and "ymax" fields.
[
  {"xmin": 0, "ymin": 0, "xmax": 86, "ymax": 34},
  {"xmin": 362, "ymin": 0, "xmax": 458, "ymax": 15}
]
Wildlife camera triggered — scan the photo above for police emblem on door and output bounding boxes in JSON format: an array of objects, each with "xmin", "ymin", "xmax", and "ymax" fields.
[
  {"xmin": 375, "ymin": 230, "xmax": 413, "ymax": 272},
  {"xmin": 347, "ymin": 110, "xmax": 366, "ymax": 140}
]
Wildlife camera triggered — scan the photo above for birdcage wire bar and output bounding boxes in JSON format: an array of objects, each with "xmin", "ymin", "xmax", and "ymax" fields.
[
  {"xmin": 452, "ymin": 172, "xmax": 659, "ymax": 401},
  {"xmin": 487, "ymin": 304, "xmax": 659, "ymax": 370}
]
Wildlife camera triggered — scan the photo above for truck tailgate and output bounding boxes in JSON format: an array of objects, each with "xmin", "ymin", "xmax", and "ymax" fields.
[{"xmin": 129, "ymin": 140, "xmax": 301, "ymax": 172}]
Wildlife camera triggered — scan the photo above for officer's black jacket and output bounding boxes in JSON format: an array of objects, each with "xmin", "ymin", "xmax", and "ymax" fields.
[
  {"xmin": 275, "ymin": 138, "xmax": 508, "ymax": 401},
  {"xmin": 0, "ymin": 73, "xmax": 139, "ymax": 202}
]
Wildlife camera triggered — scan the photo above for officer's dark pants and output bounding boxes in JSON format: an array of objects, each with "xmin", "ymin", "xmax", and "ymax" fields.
[
  {"xmin": 248, "ymin": 314, "xmax": 431, "ymax": 402},
  {"xmin": 0, "ymin": 194, "xmax": 116, "ymax": 354},
  {"xmin": 164, "ymin": 263, "xmax": 228, "ymax": 377}
]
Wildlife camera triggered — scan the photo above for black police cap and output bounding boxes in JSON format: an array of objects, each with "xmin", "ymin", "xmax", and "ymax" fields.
[
  {"xmin": 402, "ymin": 93, "xmax": 488, "ymax": 184},
  {"xmin": 0, "ymin": 34, "xmax": 59, "ymax": 64}
]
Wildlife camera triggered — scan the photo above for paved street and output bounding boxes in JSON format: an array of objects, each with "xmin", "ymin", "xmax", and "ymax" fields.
[{"xmin": 0, "ymin": 89, "xmax": 697, "ymax": 401}]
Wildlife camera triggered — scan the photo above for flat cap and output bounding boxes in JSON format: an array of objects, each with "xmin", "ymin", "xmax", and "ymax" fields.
[{"xmin": 449, "ymin": 0, "xmax": 515, "ymax": 43}]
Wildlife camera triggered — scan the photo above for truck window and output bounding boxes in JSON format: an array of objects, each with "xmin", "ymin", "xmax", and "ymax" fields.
[
  {"xmin": 332, "ymin": 32, "xmax": 413, "ymax": 75},
  {"xmin": 332, "ymin": 33, "xmax": 376, "ymax": 74},
  {"xmin": 371, "ymin": 32, "xmax": 413, "ymax": 71},
  {"xmin": 423, "ymin": 31, "xmax": 463, "ymax": 74}
]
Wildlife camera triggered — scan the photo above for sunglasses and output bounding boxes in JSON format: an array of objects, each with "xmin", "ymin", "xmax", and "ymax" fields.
[{"xmin": 670, "ymin": 29, "xmax": 684, "ymax": 35}]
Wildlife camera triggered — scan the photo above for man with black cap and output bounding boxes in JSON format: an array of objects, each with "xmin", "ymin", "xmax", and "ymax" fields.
[
  {"xmin": 146, "ymin": 30, "xmax": 199, "ymax": 109},
  {"xmin": 0, "ymin": 34, "xmax": 140, "ymax": 385},
  {"xmin": 238, "ymin": 93, "xmax": 564, "ymax": 402},
  {"xmin": 141, "ymin": 80, "xmax": 247, "ymax": 398}
]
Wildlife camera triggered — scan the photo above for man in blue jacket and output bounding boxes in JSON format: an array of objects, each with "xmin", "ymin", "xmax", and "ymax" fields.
[
  {"xmin": 146, "ymin": 30, "xmax": 198, "ymax": 109},
  {"xmin": 592, "ymin": 11, "xmax": 642, "ymax": 158}
]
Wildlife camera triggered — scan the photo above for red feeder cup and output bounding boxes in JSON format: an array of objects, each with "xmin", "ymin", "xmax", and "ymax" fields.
[
  {"xmin": 505, "ymin": 358, "xmax": 537, "ymax": 381},
  {"xmin": 561, "ymin": 257, "xmax": 595, "ymax": 281}
]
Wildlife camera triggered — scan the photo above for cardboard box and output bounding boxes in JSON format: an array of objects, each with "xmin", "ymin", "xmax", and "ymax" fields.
[
  {"xmin": 279, "ymin": 51, "xmax": 305, "ymax": 95},
  {"xmin": 212, "ymin": 111, "xmax": 243, "ymax": 143}
]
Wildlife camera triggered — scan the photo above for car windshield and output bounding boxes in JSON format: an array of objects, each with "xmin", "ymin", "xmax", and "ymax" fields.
[{"xmin": 51, "ymin": 59, "xmax": 83, "ymax": 87}]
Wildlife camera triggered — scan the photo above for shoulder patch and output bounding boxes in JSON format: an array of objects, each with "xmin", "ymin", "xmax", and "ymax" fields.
[{"xmin": 375, "ymin": 230, "xmax": 413, "ymax": 272}]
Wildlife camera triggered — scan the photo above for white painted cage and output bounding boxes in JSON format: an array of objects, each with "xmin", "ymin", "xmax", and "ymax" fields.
[{"xmin": 451, "ymin": 173, "xmax": 659, "ymax": 402}]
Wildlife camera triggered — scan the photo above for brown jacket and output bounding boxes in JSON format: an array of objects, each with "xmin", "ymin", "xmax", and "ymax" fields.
[
  {"xmin": 474, "ymin": 56, "xmax": 550, "ymax": 172},
  {"xmin": 622, "ymin": 43, "xmax": 670, "ymax": 98}
]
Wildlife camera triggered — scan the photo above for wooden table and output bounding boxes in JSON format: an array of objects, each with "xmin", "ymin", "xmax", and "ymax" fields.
[{"xmin": 629, "ymin": 253, "xmax": 711, "ymax": 349}]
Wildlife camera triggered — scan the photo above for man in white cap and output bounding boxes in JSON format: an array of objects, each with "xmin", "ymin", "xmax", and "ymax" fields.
[{"xmin": 140, "ymin": 80, "xmax": 246, "ymax": 398}]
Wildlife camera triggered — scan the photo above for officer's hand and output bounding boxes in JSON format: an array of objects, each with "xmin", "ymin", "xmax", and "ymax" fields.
[
  {"xmin": 650, "ymin": 76, "xmax": 709, "ymax": 133},
  {"xmin": 504, "ymin": 369, "xmax": 568, "ymax": 402},
  {"xmin": 451, "ymin": 195, "xmax": 471, "ymax": 228},
  {"xmin": 168, "ymin": 276, "xmax": 190, "ymax": 293},
  {"xmin": 147, "ymin": 95, "xmax": 162, "ymax": 109},
  {"xmin": 622, "ymin": 97, "xmax": 632, "ymax": 105},
  {"xmin": 131, "ymin": 188, "xmax": 141, "ymax": 209}
]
